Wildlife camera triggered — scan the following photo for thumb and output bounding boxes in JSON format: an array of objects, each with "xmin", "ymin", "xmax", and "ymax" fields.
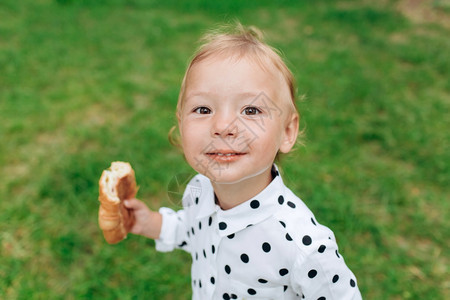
[{"xmin": 123, "ymin": 198, "xmax": 144, "ymax": 209}]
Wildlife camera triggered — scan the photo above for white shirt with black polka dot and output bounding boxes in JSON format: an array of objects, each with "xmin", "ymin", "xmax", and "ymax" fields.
[{"xmin": 156, "ymin": 168, "xmax": 362, "ymax": 300}]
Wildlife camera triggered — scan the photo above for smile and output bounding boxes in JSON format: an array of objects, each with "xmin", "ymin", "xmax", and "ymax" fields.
[
  {"xmin": 213, "ymin": 153, "xmax": 242, "ymax": 156},
  {"xmin": 205, "ymin": 151, "xmax": 246, "ymax": 162}
]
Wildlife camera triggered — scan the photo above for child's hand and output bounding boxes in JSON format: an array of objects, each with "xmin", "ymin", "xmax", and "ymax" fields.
[{"xmin": 123, "ymin": 199, "xmax": 162, "ymax": 240}]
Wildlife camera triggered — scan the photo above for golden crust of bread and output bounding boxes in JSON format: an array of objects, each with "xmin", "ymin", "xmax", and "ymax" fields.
[{"xmin": 98, "ymin": 162, "xmax": 137, "ymax": 244}]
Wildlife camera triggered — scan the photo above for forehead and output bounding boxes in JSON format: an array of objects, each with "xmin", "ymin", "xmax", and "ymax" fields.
[
  {"xmin": 190, "ymin": 52, "xmax": 279, "ymax": 78},
  {"xmin": 185, "ymin": 55, "xmax": 286, "ymax": 100}
]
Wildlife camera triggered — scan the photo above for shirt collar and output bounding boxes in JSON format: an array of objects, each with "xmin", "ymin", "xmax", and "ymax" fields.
[
  {"xmin": 194, "ymin": 165, "xmax": 285, "ymax": 237},
  {"xmin": 194, "ymin": 175, "xmax": 217, "ymax": 219}
]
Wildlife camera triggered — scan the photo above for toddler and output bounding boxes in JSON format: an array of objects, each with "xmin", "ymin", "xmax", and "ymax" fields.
[{"xmin": 124, "ymin": 24, "xmax": 362, "ymax": 300}]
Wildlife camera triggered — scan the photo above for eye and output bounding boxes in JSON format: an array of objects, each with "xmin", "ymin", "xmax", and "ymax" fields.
[
  {"xmin": 193, "ymin": 106, "xmax": 212, "ymax": 114},
  {"xmin": 242, "ymin": 106, "xmax": 262, "ymax": 116}
]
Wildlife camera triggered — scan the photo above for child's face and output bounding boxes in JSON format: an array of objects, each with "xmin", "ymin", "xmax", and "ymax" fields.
[{"xmin": 179, "ymin": 56, "xmax": 298, "ymax": 184}]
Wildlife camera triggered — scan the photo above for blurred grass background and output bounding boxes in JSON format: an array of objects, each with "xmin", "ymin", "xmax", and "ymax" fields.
[{"xmin": 1, "ymin": 0, "xmax": 449, "ymax": 299}]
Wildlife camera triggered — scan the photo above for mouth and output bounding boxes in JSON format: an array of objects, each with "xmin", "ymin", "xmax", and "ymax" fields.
[{"xmin": 205, "ymin": 150, "xmax": 246, "ymax": 162}]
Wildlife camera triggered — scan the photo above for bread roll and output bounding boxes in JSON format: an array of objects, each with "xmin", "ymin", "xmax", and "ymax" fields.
[{"xmin": 98, "ymin": 161, "xmax": 137, "ymax": 244}]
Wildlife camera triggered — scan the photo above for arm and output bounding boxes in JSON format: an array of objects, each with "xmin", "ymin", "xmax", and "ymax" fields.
[
  {"xmin": 290, "ymin": 238, "xmax": 362, "ymax": 300},
  {"xmin": 122, "ymin": 174, "xmax": 203, "ymax": 251},
  {"xmin": 123, "ymin": 199, "xmax": 191, "ymax": 252}
]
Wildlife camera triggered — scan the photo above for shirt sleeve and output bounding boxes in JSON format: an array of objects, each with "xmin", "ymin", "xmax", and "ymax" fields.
[
  {"xmin": 290, "ymin": 235, "xmax": 362, "ymax": 300},
  {"xmin": 155, "ymin": 207, "xmax": 191, "ymax": 253}
]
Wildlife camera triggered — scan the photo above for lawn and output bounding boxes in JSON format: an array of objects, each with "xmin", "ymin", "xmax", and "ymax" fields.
[{"xmin": 1, "ymin": 0, "xmax": 449, "ymax": 299}]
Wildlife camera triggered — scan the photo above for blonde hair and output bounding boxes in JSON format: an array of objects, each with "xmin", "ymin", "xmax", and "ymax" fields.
[{"xmin": 170, "ymin": 22, "xmax": 300, "ymax": 147}]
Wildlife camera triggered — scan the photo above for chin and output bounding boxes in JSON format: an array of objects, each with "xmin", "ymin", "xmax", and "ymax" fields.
[
  {"xmin": 204, "ymin": 167, "xmax": 271, "ymax": 185},
  {"xmin": 202, "ymin": 172, "xmax": 243, "ymax": 184}
]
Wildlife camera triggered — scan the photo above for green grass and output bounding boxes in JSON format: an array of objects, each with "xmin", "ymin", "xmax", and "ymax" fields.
[{"xmin": 1, "ymin": 0, "xmax": 449, "ymax": 299}]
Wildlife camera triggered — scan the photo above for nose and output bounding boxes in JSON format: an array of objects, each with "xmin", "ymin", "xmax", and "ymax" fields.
[{"xmin": 211, "ymin": 111, "xmax": 238, "ymax": 138}]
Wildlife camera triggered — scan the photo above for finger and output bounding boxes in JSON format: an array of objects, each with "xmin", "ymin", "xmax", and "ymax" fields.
[{"xmin": 123, "ymin": 198, "xmax": 144, "ymax": 209}]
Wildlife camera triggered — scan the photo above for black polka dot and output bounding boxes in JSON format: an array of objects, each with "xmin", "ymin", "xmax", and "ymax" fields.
[
  {"xmin": 302, "ymin": 235, "xmax": 312, "ymax": 246},
  {"xmin": 193, "ymin": 279, "xmax": 196, "ymax": 286},
  {"xmin": 318, "ymin": 297, "xmax": 326, "ymax": 300},
  {"xmin": 227, "ymin": 233, "xmax": 235, "ymax": 239},
  {"xmin": 210, "ymin": 277, "xmax": 215, "ymax": 284},
  {"xmin": 279, "ymin": 268, "xmax": 289, "ymax": 276},
  {"xmin": 332, "ymin": 274, "xmax": 339, "ymax": 283},
  {"xmin": 350, "ymin": 279, "xmax": 356, "ymax": 287},
  {"xmin": 223, "ymin": 293, "xmax": 230, "ymax": 300},
  {"xmin": 225, "ymin": 265, "xmax": 231, "ymax": 274},
  {"xmin": 246, "ymin": 224, "xmax": 253, "ymax": 228},
  {"xmin": 258, "ymin": 278, "xmax": 268, "ymax": 283},
  {"xmin": 199, "ymin": 280, "xmax": 202, "ymax": 288},
  {"xmin": 286, "ymin": 233, "xmax": 293, "ymax": 241},
  {"xmin": 195, "ymin": 252, "xmax": 198, "ymax": 260},
  {"xmin": 187, "ymin": 231, "xmax": 190, "ymax": 238},
  {"xmin": 248, "ymin": 288, "xmax": 256, "ymax": 295},
  {"xmin": 203, "ymin": 249, "xmax": 207, "ymax": 258},
  {"xmin": 278, "ymin": 195, "xmax": 284, "ymax": 204},
  {"xmin": 279, "ymin": 220, "xmax": 286, "ymax": 228},
  {"xmin": 335, "ymin": 250, "xmax": 340, "ymax": 258},
  {"xmin": 318, "ymin": 245, "xmax": 326, "ymax": 253},
  {"xmin": 195, "ymin": 197, "xmax": 199, "ymax": 204},
  {"xmin": 262, "ymin": 242, "xmax": 271, "ymax": 253},
  {"xmin": 208, "ymin": 216, "xmax": 212, "ymax": 226},
  {"xmin": 191, "ymin": 227, "xmax": 195, "ymax": 235},
  {"xmin": 198, "ymin": 221, "xmax": 202, "ymax": 230},
  {"xmin": 311, "ymin": 217, "xmax": 317, "ymax": 226},
  {"xmin": 219, "ymin": 222, "xmax": 227, "ymax": 230},
  {"xmin": 231, "ymin": 294, "xmax": 237, "ymax": 299},
  {"xmin": 178, "ymin": 241, "xmax": 187, "ymax": 247},
  {"xmin": 287, "ymin": 201, "xmax": 296, "ymax": 208},
  {"xmin": 211, "ymin": 245, "xmax": 216, "ymax": 254},
  {"xmin": 308, "ymin": 269, "xmax": 317, "ymax": 278},
  {"xmin": 250, "ymin": 200, "xmax": 260, "ymax": 209},
  {"xmin": 240, "ymin": 253, "xmax": 249, "ymax": 263},
  {"xmin": 284, "ymin": 285, "xmax": 288, "ymax": 292}
]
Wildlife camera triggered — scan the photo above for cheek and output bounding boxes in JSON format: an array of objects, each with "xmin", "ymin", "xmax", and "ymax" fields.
[
  {"xmin": 249, "ymin": 120, "xmax": 284, "ymax": 145},
  {"xmin": 180, "ymin": 121, "xmax": 203, "ymax": 151},
  {"xmin": 179, "ymin": 119, "xmax": 192, "ymax": 140}
]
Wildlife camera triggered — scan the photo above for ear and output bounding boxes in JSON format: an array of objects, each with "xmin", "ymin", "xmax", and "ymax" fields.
[{"xmin": 279, "ymin": 113, "xmax": 299, "ymax": 153}]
